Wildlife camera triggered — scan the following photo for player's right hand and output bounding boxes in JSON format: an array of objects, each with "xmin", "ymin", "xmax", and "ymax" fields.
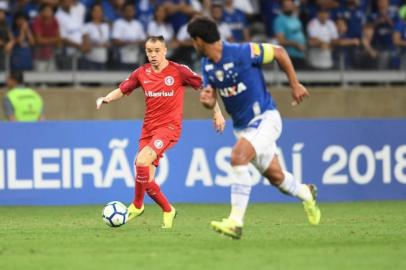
[
  {"xmin": 213, "ymin": 111, "xmax": 225, "ymax": 133},
  {"xmin": 96, "ymin": 97, "xmax": 107, "ymax": 109},
  {"xmin": 200, "ymin": 87, "xmax": 216, "ymax": 109}
]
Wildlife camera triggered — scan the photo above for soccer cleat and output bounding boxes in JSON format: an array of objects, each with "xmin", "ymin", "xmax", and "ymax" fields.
[
  {"xmin": 303, "ymin": 184, "xmax": 321, "ymax": 225},
  {"xmin": 210, "ymin": 218, "xmax": 243, "ymax": 240},
  {"xmin": 162, "ymin": 205, "xmax": 177, "ymax": 229},
  {"xmin": 127, "ymin": 203, "xmax": 144, "ymax": 221}
]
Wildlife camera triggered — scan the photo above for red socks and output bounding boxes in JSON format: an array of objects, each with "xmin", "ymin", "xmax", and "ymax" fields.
[
  {"xmin": 146, "ymin": 181, "xmax": 172, "ymax": 212},
  {"xmin": 133, "ymin": 165, "xmax": 149, "ymax": 209},
  {"xmin": 133, "ymin": 165, "xmax": 171, "ymax": 212}
]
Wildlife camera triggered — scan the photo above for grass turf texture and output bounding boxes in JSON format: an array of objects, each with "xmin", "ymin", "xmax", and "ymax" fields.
[{"xmin": 0, "ymin": 201, "xmax": 405, "ymax": 270}]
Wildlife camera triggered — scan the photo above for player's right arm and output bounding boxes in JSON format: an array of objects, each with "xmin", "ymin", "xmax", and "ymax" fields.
[
  {"xmin": 200, "ymin": 86, "xmax": 225, "ymax": 133},
  {"xmin": 96, "ymin": 88, "xmax": 123, "ymax": 109},
  {"xmin": 96, "ymin": 68, "xmax": 141, "ymax": 109}
]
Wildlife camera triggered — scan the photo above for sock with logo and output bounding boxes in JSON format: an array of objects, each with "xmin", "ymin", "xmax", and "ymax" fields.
[
  {"xmin": 133, "ymin": 165, "xmax": 149, "ymax": 209},
  {"xmin": 229, "ymin": 165, "xmax": 252, "ymax": 226},
  {"xmin": 146, "ymin": 181, "xmax": 172, "ymax": 212}
]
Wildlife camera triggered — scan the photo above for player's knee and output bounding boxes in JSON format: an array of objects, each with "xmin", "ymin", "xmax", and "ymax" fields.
[{"xmin": 230, "ymin": 152, "xmax": 250, "ymax": 166}]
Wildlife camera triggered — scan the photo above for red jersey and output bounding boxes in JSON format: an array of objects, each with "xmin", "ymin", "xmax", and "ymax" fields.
[{"xmin": 119, "ymin": 61, "xmax": 202, "ymax": 135}]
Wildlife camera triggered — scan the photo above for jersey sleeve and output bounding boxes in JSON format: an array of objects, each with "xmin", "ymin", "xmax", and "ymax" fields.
[
  {"xmin": 240, "ymin": 42, "xmax": 269, "ymax": 66},
  {"xmin": 177, "ymin": 64, "xmax": 203, "ymax": 90},
  {"xmin": 119, "ymin": 68, "xmax": 142, "ymax": 95}
]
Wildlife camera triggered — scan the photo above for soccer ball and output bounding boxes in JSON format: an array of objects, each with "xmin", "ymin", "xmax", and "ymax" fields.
[{"xmin": 102, "ymin": 201, "xmax": 128, "ymax": 227}]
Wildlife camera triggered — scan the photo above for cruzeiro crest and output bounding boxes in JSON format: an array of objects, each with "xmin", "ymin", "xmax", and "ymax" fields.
[{"xmin": 215, "ymin": 70, "xmax": 224, "ymax": 82}]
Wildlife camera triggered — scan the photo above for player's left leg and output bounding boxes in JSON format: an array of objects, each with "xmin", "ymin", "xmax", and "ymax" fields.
[
  {"xmin": 263, "ymin": 157, "xmax": 321, "ymax": 225},
  {"xmin": 146, "ymin": 180, "xmax": 176, "ymax": 228},
  {"xmin": 210, "ymin": 138, "xmax": 255, "ymax": 239},
  {"xmin": 144, "ymin": 131, "xmax": 178, "ymax": 228}
]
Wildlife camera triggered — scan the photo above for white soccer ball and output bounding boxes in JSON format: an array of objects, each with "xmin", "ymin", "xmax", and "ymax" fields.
[{"xmin": 102, "ymin": 201, "xmax": 128, "ymax": 227}]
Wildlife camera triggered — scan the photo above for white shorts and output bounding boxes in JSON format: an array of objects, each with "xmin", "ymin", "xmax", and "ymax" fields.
[{"xmin": 233, "ymin": 110, "xmax": 282, "ymax": 173}]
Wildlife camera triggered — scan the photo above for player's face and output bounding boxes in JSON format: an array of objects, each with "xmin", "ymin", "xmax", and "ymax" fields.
[{"xmin": 145, "ymin": 40, "xmax": 167, "ymax": 67}]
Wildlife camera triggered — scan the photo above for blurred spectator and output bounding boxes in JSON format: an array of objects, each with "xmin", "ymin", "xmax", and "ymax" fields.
[
  {"xmin": 72, "ymin": 0, "xmax": 87, "ymax": 25},
  {"xmin": 299, "ymin": 0, "xmax": 340, "ymax": 27},
  {"xmin": 56, "ymin": 0, "xmax": 85, "ymax": 69},
  {"xmin": 334, "ymin": 18, "xmax": 361, "ymax": 68},
  {"xmin": 101, "ymin": 0, "xmax": 124, "ymax": 23},
  {"xmin": 298, "ymin": 0, "xmax": 317, "ymax": 27},
  {"xmin": 274, "ymin": 0, "xmax": 307, "ymax": 69},
  {"xmin": 334, "ymin": 0, "xmax": 366, "ymax": 39},
  {"xmin": 317, "ymin": 0, "xmax": 340, "ymax": 9},
  {"xmin": 112, "ymin": 2, "xmax": 146, "ymax": 70},
  {"xmin": 211, "ymin": 3, "xmax": 233, "ymax": 41},
  {"xmin": 159, "ymin": 0, "xmax": 198, "ymax": 33},
  {"xmin": 338, "ymin": 0, "xmax": 370, "ymax": 12},
  {"xmin": 2, "ymin": 72, "xmax": 44, "ymax": 122},
  {"xmin": 10, "ymin": 0, "xmax": 39, "ymax": 21},
  {"xmin": 81, "ymin": 3, "xmax": 110, "ymax": 70},
  {"xmin": 393, "ymin": 4, "xmax": 406, "ymax": 69},
  {"xmin": 259, "ymin": 0, "xmax": 280, "ymax": 38},
  {"xmin": 371, "ymin": 0, "xmax": 402, "ymax": 13},
  {"xmin": 307, "ymin": 8, "xmax": 338, "ymax": 69},
  {"xmin": 136, "ymin": 0, "xmax": 155, "ymax": 31},
  {"xmin": 32, "ymin": 3, "xmax": 61, "ymax": 72},
  {"xmin": 170, "ymin": 22, "xmax": 195, "ymax": 67},
  {"xmin": 10, "ymin": 12, "xmax": 34, "ymax": 71},
  {"xmin": 81, "ymin": 0, "xmax": 97, "ymax": 9},
  {"xmin": 233, "ymin": 0, "xmax": 255, "ymax": 15},
  {"xmin": 0, "ymin": 2, "xmax": 13, "ymax": 70},
  {"xmin": 147, "ymin": 5, "xmax": 174, "ymax": 43},
  {"xmin": 368, "ymin": 0, "xmax": 398, "ymax": 69},
  {"xmin": 359, "ymin": 23, "xmax": 379, "ymax": 69},
  {"xmin": 222, "ymin": 0, "xmax": 250, "ymax": 42}
]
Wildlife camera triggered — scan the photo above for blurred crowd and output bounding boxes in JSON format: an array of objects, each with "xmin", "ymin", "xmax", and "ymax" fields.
[{"xmin": 1, "ymin": 0, "xmax": 406, "ymax": 72}]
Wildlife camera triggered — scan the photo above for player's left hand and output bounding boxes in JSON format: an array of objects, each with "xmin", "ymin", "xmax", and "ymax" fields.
[
  {"xmin": 290, "ymin": 83, "xmax": 310, "ymax": 106},
  {"xmin": 213, "ymin": 111, "xmax": 225, "ymax": 133}
]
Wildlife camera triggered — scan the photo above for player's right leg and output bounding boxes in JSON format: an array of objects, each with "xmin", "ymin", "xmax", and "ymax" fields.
[{"xmin": 128, "ymin": 145, "xmax": 157, "ymax": 222}]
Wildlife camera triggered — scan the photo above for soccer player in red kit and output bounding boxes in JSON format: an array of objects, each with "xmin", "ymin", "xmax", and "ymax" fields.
[{"xmin": 96, "ymin": 36, "xmax": 225, "ymax": 229}]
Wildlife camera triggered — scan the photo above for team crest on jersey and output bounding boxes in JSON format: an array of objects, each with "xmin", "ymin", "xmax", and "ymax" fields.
[
  {"xmin": 215, "ymin": 70, "xmax": 224, "ymax": 82},
  {"xmin": 223, "ymin": 62, "xmax": 234, "ymax": 71},
  {"xmin": 164, "ymin": 76, "xmax": 174, "ymax": 86},
  {"xmin": 154, "ymin": 139, "xmax": 164, "ymax": 149}
]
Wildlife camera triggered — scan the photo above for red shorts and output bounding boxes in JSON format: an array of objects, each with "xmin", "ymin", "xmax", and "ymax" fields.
[{"xmin": 138, "ymin": 126, "xmax": 180, "ymax": 167}]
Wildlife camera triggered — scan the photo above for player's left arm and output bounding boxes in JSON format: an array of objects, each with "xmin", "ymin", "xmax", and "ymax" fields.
[{"xmin": 260, "ymin": 43, "xmax": 310, "ymax": 105}]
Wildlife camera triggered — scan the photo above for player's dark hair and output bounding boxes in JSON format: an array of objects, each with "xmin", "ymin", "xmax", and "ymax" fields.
[
  {"xmin": 187, "ymin": 16, "xmax": 220, "ymax": 44},
  {"xmin": 146, "ymin": 35, "xmax": 165, "ymax": 43},
  {"xmin": 9, "ymin": 72, "xmax": 24, "ymax": 84}
]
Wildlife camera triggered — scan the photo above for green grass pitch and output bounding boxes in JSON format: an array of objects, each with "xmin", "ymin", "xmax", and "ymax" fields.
[{"xmin": 0, "ymin": 201, "xmax": 405, "ymax": 270}]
